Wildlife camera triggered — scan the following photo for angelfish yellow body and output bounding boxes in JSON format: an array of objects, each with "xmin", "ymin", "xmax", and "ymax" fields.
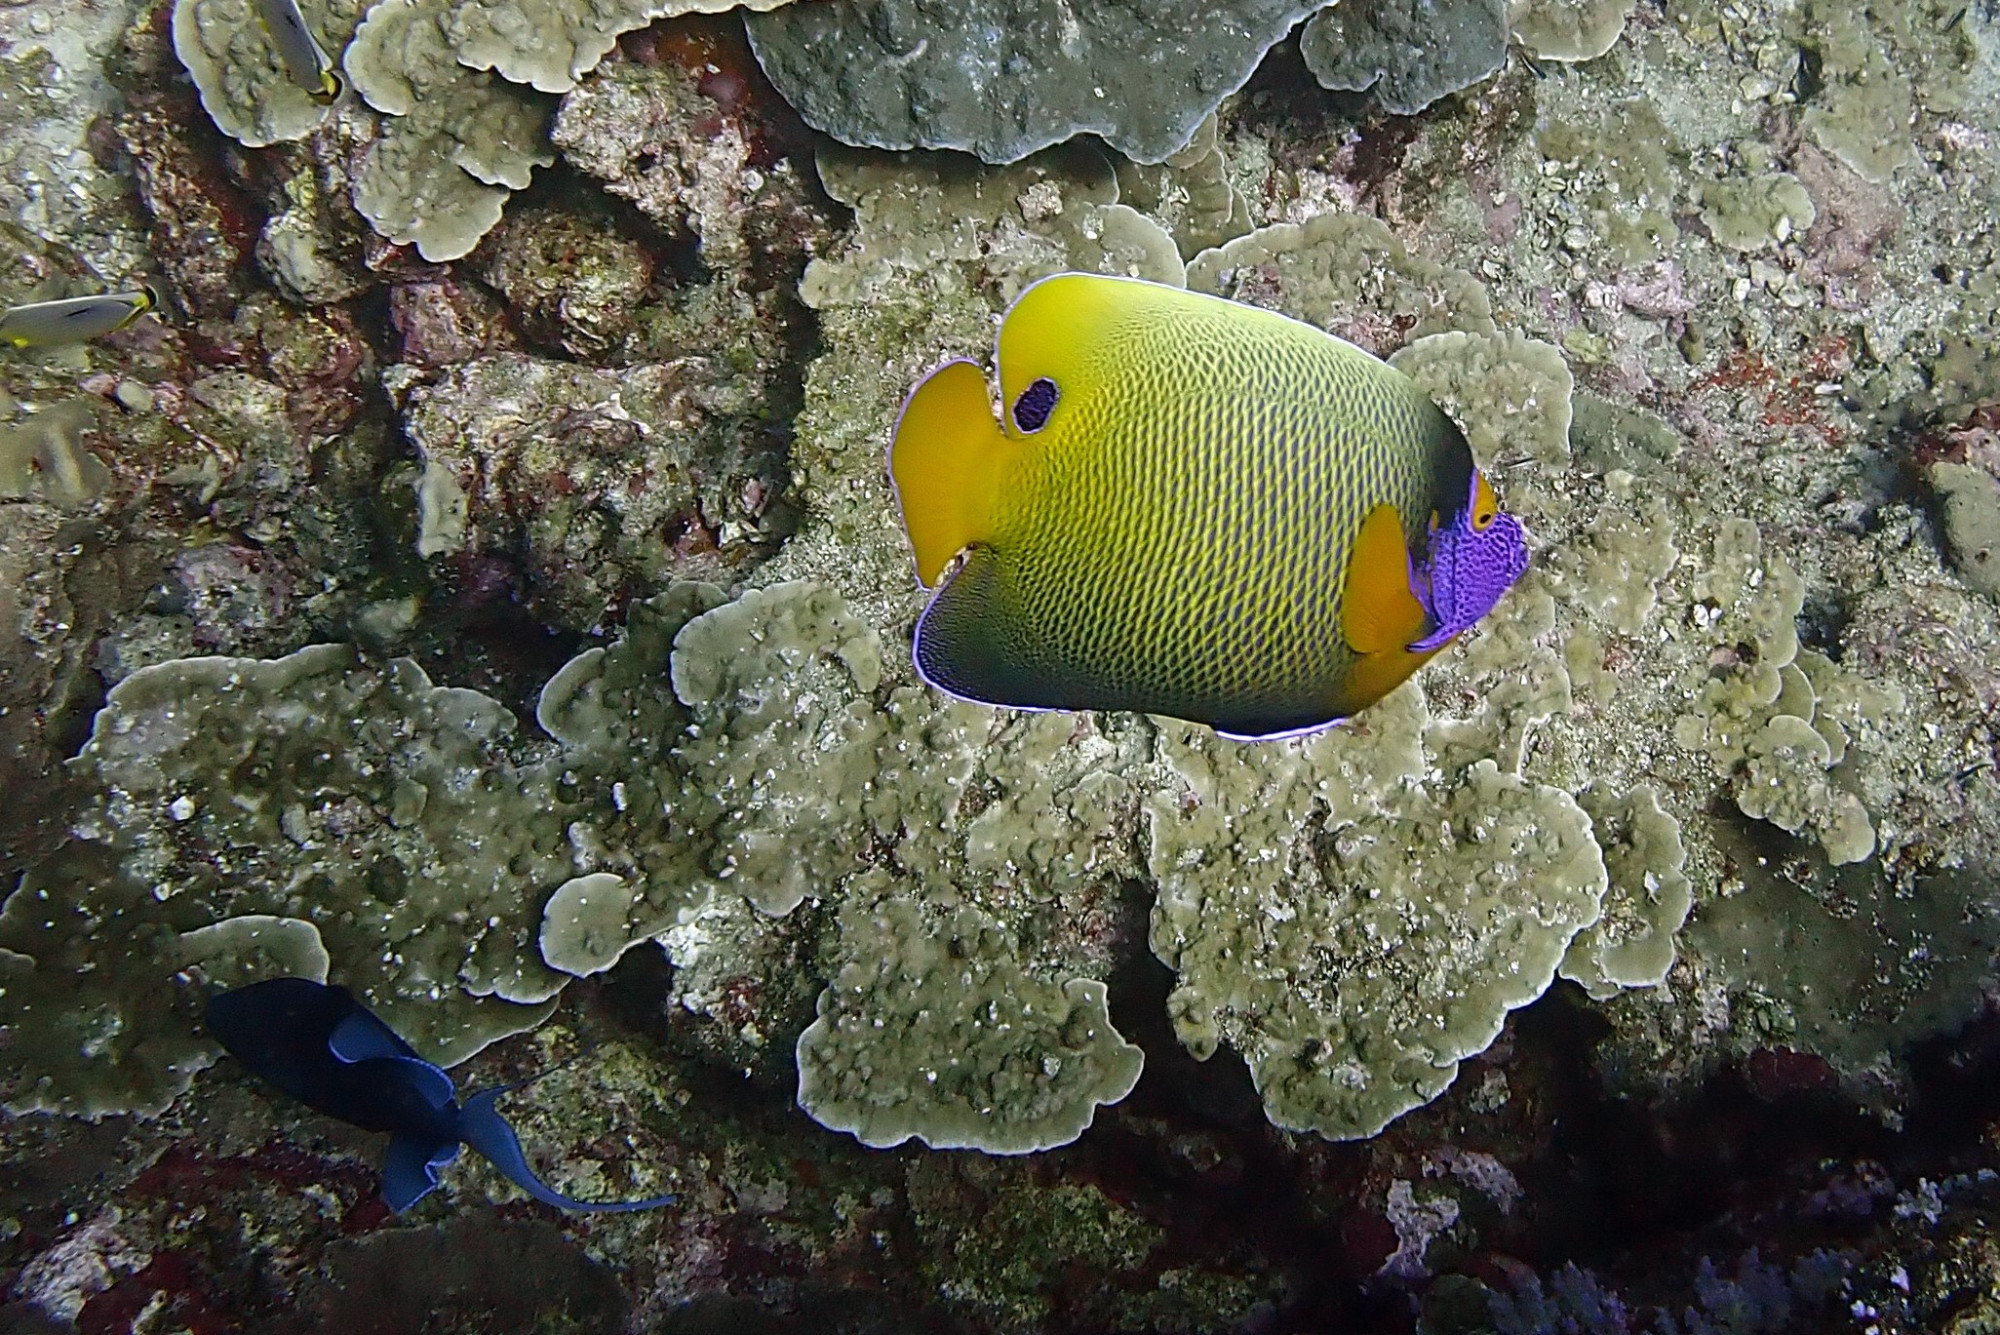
[{"xmin": 890, "ymin": 272, "xmax": 1496, "ymax": 740}]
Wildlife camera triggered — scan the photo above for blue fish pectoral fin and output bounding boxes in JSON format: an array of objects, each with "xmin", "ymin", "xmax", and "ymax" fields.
[
  {"xmin": 890, "ymin": 359, "xmax": 1013, "ymax": 588},
  {"xmin": 382, "ymin": 1132, "xmax": 461, "ymax": 1213},
  {"xmin": 455, "ymin": 1089, "xmax": 677, "ymax": 1214}
]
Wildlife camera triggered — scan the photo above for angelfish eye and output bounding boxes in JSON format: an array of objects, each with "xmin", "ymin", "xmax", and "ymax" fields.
[
  {"xmin": 1012, "ymin": 377, "xmax": 1058, "ymax": 433},
  {"xmin": 1472, "ymin": 507, "xmax": 1496, "ymax": 533}
]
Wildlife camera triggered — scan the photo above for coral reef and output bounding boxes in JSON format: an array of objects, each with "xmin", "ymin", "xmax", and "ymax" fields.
[{"xmin": 7, "ymin": 0, "xmax": 2000, "ymax": 1323}]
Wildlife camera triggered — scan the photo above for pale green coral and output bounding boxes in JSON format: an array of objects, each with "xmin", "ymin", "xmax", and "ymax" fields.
[
  {"xmin": 1390, "ymin": 330, "xmax": 1574, "ymax": 469},
  {"xmin": 344, "ymin": 0, "xmax": 554, "ymax": 261},
  {"xmin": 1547, "ymin": 492, "xmax": 1678, "ymax": 636},
  {"xmin": 1301, "ymin": 0, "xmax": 1509, "ymax": 116},
  {"xmin": 1534, "ymin": 100, "xmax": 1681, "ymax": 264},
  {"xmin": 449, "ymin": 0, "xmax": 795, "ymax": 95},
  {"xmin": 1186, "ymin": 213, "xmax": 1496, "ymax": 349},
  {"xmin": 1668, "ymin": 521, "xmax": 1904, "ymax": 866},
  {"xmin": 1111, "ymin": 115, "xmax": 1252, "ymax": 261},
  {"xmin": 796, "ymin": 884, "xmax": 1143, "ymax": 1153},
  {"xmin": 1151, "ymin": 729, "xmax": 1607, "ymax": 1140},
  {"xmin": 668, "ymin": 581, "xmax": 887, "ymax": 917},
  {"xmin": 1797, "ymin": 2, "xmax": 1914, "ymax": 184},
  {"xmin": 1931, "ymin": 462, "xmax": 2000, "ymax": 601},
  {"xmin": 1425, "ymin": 578, "xmax": 1575, "ymax": 777},
  {"xmin": 0, "ymin": 400, "xmax": 108, "ymax": 508},
  {"xmin": 11, "ymin": 644, "xmax": 570, "ymax": 1064},
  {"xmin": 1560, "ymin": 786, "xmax": 1692, "ymax": 1000},
  {"xmin": 0, "ymin": 844, "xmax": 332, "ymax": 1117},
  {"xmin": 1696, "ymin": 170, "xmax": 1817, "ymax": 253}
]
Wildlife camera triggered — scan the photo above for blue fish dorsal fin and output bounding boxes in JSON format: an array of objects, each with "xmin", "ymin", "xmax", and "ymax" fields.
[
  {"xmin": 382, "ymin": 1132, "xmax": 462, "ymax": 1213},
  {"xmin": 328, "ymin": 1008, "xmax": 422, "ymax": 1065},
  {"xmin": 455, "ymin": 1088, "xmax": 677, "ymax": 1214}
]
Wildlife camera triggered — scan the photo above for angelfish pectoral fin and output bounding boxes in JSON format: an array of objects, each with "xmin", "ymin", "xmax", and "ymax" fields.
[
  {"xmin": 455, "ymin": 1088, "xmax": 677, "ymax": 1213},
  {"xmin": 1341, "ymin": 504, "xmax": 1432, "ymax": 655}
]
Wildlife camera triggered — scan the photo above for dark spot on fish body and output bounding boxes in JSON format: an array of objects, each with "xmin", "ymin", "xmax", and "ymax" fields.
[{"xmin": 1012, "ymin": 376, "xmax": 1058, "ymax": 432}]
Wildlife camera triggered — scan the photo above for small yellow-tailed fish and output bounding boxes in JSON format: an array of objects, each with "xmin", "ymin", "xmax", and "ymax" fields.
[
  {"xmin": 257, "ymin": 0, "xmax": 343, "ymax": 104},
  {"xmin": 889, "ymin": 273, "xmax": 1529, "ymax": 740},
  {"xmin": 0, "ymin": 285, "xmax": 162, "ymax": 349}
]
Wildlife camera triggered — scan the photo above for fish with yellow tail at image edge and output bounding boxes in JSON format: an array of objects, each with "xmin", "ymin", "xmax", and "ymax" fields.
[
  {"xmin": 889, "ymin": 273, "xmax": 1529, "ymax": 740},
  {"xmin": 257, "ymin": 0, "xmax": 344, "ymax": 103},
  {"xmin": 0, "ymin": 285, "xmax": 161, "ymax": 348}
]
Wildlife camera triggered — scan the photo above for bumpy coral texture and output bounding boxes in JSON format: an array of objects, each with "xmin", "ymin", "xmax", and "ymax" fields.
[{"xmin": 745, "ymin": 0, "xmax": 1322, "ymax": 164}]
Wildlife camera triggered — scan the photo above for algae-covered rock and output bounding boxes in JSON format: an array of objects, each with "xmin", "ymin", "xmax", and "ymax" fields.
[
  {"xmin": 1301, "ymin": 0, "xmax": 1509, "ymax": 116},
  {"xmin": 344, "ymin": 0, "xmax": 555, "ymax": 261},
  {"xmin": 797, "ymin": 886, "xmax": 1143, "ymax": 1153},
  {"xmin": 173, "ymin": 0, "xmax": 366, "ymax": 147},
  {"xmin": 400, "ymin": 353, "xmax": 782, "ymax": 631},
  {"xmin": 745, "ymin": 0, "xmax": 1320, "ymax": 165}
]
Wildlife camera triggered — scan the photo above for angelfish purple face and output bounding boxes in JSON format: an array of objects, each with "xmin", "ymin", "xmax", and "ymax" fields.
[{"xmin": 1409, "ymin": 470, "xmax": 1529, "ymax": 653}]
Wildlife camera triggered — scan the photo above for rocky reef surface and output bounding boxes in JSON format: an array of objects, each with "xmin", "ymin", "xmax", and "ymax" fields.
[{"xmin": 4, "ymin": 0, "xmax": 2000, "ymax": 1331}]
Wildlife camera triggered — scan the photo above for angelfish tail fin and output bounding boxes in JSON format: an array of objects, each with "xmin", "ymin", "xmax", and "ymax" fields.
[
  {"xmin": 890, "ymin": 359, "xmax": 1012, "ymax": 587},
  {"xmin": 456, "ymin": 1088, "xmax": 677, "ymax": 1214}
]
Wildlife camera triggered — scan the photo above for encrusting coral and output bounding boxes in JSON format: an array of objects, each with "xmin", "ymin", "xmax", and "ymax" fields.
[{"xmin": 796, "ymin": 885, "xmax": 1144, "ymax": 1153}]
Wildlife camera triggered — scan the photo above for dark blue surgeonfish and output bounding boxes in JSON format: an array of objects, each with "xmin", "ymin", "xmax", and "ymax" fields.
[{"xmin": 206, "ymin": 978, "xmax": 676, "ymax": 1214}]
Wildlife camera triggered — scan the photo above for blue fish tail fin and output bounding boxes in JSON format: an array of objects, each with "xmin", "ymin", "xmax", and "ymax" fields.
[
  {"xmin": 456, "ymin": 1088, "xmax": 676, "ymax": 1214},
  {"xmin": 383, "ymin": 1132, "xmax": 460, "ymax": 1213}
]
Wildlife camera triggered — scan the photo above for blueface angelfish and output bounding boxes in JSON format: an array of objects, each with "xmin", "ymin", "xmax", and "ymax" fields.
[
  {"xmin": 889, "ymin": 273, "xmax": 1528, "ymax": 740},
  {"xmin": 207, "ymin": 978, "xmax": 675, "ymax": 1214}
]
